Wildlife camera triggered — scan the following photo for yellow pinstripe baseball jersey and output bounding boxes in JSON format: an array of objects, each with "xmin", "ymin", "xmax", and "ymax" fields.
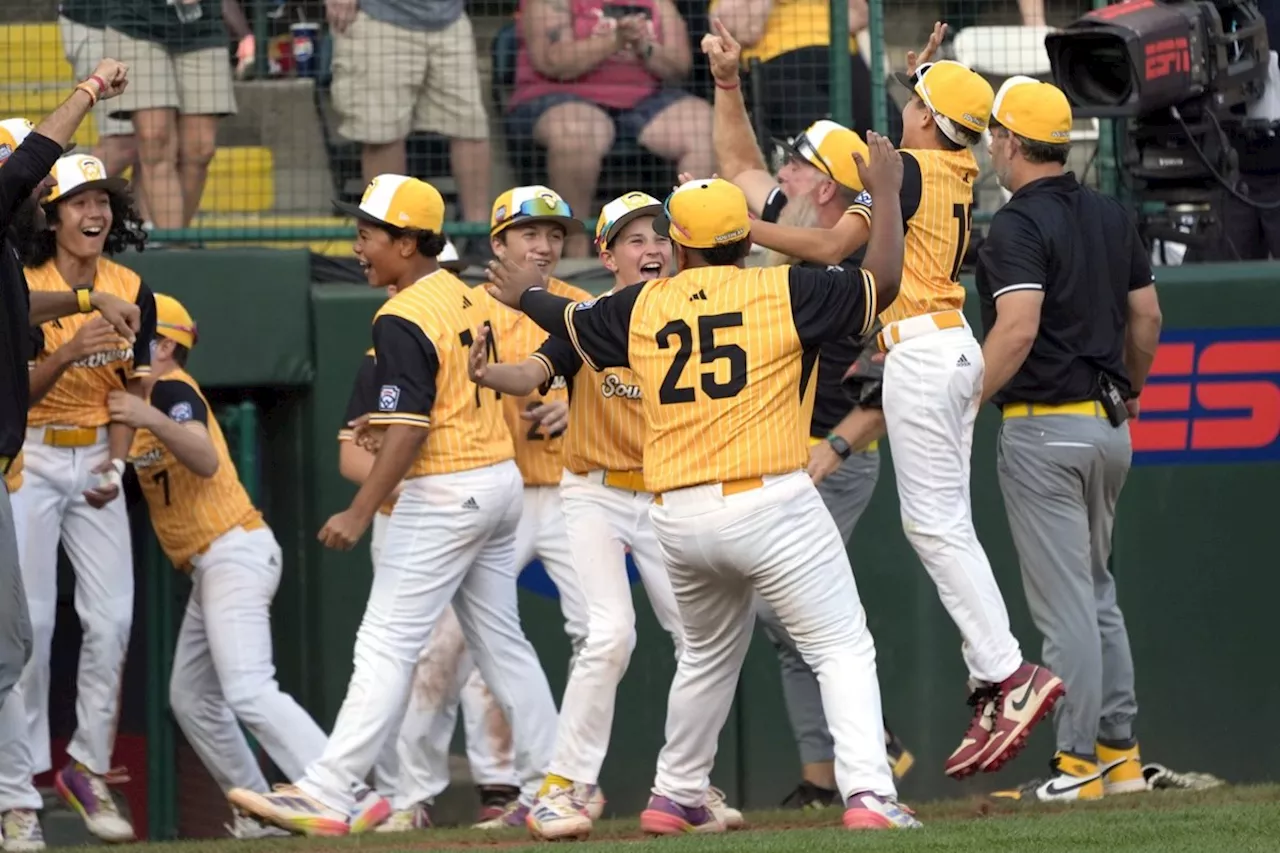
[
  {"xmin": 338, "ymin": 348, "xmax": 398, "ymax": 516},
  {"xmin": 26, "ymin": 258, "xmax": 158, "ymax": 427},
  {"xmin": 847, "ymin": 148, "xmax": 978, "ymax": 325},
  {"xmin": 530, "ymin": 329, "xmax": 647, "ymax": 477},
  {"xmin": 370, "ymin": 270, "xmax": 514, "ymax": 478},
  {"xmin": 480, "ymin": 278, "xmax": 592, "ymax": 486},
  {"xmin": 129, "ymin": 370, "xmax": 262, "ymax": 569},
  {"xmin": 561, "ymin": 263, "xmax": 878, "ymax": 493}
]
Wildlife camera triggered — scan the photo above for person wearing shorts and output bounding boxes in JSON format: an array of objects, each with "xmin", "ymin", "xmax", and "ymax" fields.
[
  {"xmin": 105, "ymin": 0, "xmax": 238, "ymax": 230},
  {"xmin": 507, "ymin": 0, "xmax": 714, "ymax": 256},
  {"xmin": 326, "ymin": 0, "xmax": 493, "ymax": 229}
]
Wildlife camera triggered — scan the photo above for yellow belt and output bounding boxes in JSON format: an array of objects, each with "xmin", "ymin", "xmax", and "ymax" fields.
[
  {"xmin": 876, "ymin": 309, "xmax": 965, "ymax": 353},
  {"xmin": 809, "ymin": 436, "xmax": 879, "ymax": 452},
  {"xmin": 42, "ymin": 427, "xmax": 98, "ymax": 448},
  {"xmin": 1002, "ymin": 400, "xmax": 1106, "ymax": 420},
  {"xmin": 654, "ymin": 476, "xmax": 763, "ymax": 507},
  {"xmin": 602, "ymin": 470, "xmax": 648, "ymax": 492},
  {"xmin": 0, "ymin": 455, "xmax": 12, "ymax": 475}
]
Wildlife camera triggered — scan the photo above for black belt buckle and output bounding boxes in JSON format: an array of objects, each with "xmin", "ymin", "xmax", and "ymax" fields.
[{"xmin": 1097, "ymin": 374, "xmax": 1129, "ymax": 428}]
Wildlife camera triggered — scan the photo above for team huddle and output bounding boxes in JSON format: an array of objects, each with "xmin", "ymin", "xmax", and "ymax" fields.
[{"xmin": 0, "ymin": 19, "xmax": 1159, "ymax": 852}]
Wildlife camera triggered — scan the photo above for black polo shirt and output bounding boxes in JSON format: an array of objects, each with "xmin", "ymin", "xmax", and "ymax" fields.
[
  {"xmin": 0, "ymin": 132, "xmax": 63, "ymax": 459},
  {"xmin": 762, "ymin": 186, "xmax": 868, "ymax": 438},
  {"xmin": 975, "ymin": 172, "xmax": 1154, "ymax": 408}
]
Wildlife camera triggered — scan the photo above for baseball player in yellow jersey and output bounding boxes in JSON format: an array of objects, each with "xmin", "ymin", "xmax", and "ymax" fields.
[
  {"xmin": 484, "ymin": 156, "xmax": 919, "ymax": 831},
  {"xmin": 229, "ymin": 175, "xmax": 558, "ymax": 837},
  {"xmin": 103, "ymin": 294, "xmax": 327, "ymax": 839},
  {"xmin": 338, "ymin": 304, "xmax": 519, "ymax": 831},
  {"xmin": 471, "ymin": 192, "xmax": 742, "ymax": 840},
  {"xmin": 717, "ymin": 24, "xmax": 1067, "ymax": 778},
  {"xmin": 4, "ymin": 152, "xmax": 157, "ymax": 843},
  {"xmin": 481, "ymin": 185, "xmax": 593, "ymax": 668}
]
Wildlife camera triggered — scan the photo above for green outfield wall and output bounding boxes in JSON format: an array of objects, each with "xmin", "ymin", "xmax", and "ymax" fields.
[{"xmin": 103, "ymin": 250, "xmax": 1280, "ymax": 832}]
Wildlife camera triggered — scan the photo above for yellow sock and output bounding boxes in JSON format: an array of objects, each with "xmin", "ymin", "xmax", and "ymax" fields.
[{"xmin": 538, "ymin": 773, "xmax": 574, "ymax": 797}]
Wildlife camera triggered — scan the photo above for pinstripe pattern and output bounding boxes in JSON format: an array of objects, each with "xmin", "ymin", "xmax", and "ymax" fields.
[
  {"xmin": 571, "ymin": 266, "xmax": 849, "ymax": 494},
  {"xmin": 559, "ymin": 358, "xmax": 646, "ymax": 475},
  {"xmin": 481, "ymin": 278, "xmax": 592, "ymax": 486},
  {"xmin": 129, "ymin": 370, "xmax": 261, "ymax": 569},
  {"xmin": 371, "ymin": 270, "xmax": 514, "ymax": 478},
  {"xmin": 27, "ymin": 259, "xmax": 147, "ymax": 427},
  {"xmin": 850, "ymin": 148, "xmax": 978, "ymax": 325}
]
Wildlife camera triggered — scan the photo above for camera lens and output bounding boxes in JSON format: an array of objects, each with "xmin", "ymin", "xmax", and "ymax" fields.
[{"xmin": 1062, "ymin": 35, "xmax": 1134, "ymax": 107}]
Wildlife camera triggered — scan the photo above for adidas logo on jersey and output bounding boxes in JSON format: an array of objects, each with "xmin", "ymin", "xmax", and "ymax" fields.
[
  {"xmin": 957, "ymin": 354, "xmax": 971, "ymax": 367},
  {"xmin": 689, "ymin": 289, "xmax": 707, "ymax": 301},
  {"xmin": 462, "ymin": 295, "xmax": 472, "ymax": 309},
  {"xmin": 462, "ymin": 497, "xmax": 479, "ymax": 510}
]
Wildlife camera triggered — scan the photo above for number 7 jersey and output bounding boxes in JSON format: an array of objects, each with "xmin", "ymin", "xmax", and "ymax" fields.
[{"xmin": 561, "ymin": 263, "xmax": 881, "ymax": 494}]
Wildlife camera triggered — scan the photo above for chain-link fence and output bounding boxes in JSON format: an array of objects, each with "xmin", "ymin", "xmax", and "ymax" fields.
[{"xmin": 2, "ymin": 0, "xmax": 1109, "ymax": 256}]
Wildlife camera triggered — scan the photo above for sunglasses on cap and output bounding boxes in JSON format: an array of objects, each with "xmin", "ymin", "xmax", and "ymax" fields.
[
  {"xmin": 498, "ymin": 194, "xmax": 573, "ymax": 224},
  {"xmin": 158, "ymin": 320, "xmax": 199, "ymax": 345}
]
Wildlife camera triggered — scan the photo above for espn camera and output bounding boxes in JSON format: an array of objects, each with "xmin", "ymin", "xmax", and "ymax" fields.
[{"xmin": 1044, "ymin": 0, "xmax": 1275, "ymax": 249}]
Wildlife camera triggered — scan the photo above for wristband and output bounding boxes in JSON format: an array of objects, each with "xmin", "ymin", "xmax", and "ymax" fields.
[
  {"xmin": 715, "ymin": 79, "xmax": 740, "ymax": 91},
  {"xmin": 825, "ymin": 433, "xmax": 852, "ymax": 459},
  {"xmin": 75, "ymin": 82, "xmax": 99, "ymax": 107},
  {"xmin": 76, "ymin": 287, "xmax": 93, "ymax": 313},
  {"xmin": 88, "ymin": 74, "xmax": 109, "ymax": 96}
]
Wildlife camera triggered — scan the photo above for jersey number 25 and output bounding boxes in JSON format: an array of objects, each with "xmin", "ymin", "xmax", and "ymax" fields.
[{"xmin": 656, "ymin": 313, "xmax": 748, "ymax": 405}]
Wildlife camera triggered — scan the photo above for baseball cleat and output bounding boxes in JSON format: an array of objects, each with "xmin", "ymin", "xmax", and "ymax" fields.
[
  {"xmin": 226, "ymin": 785, "xmax": 349, "ymax": 837},
  {"xmin": 54, "ymin": 763, "xmax": 135, "ymax": 843},
  {"xmin": 1141, "ymin": 762, "xmax": 1225, "ymax": 791},
  {"xmin": 526, "ymin": 784, "xmax": 593, "ymax": 841},
  {"xmin": 706, "ymin": 787, "xmax": 744, "ymax": 830},
  {"xmin": 885, "ymin": 726, "xmax": 915, "ymax": 779},
  {"xmin": 225, "ymin": 811, "xmax": 291, "ymax": 839},
  {"xmin": 472, "ymin": 800, "xmax": 529, "ymax": 829},
  {"xmin": 374, "ymin": 803, "xmax": 430, "ymax": 833},
  {"xmin": 780, "ymin": 780, "xmax": 840, "ymax": 810},
  {"xmin": 583, "ymin": 784, "xmax": 606, "ymax": 820},
  {"xmin": 1, "ymin": 809, "xmax": 45, "ymax": 853},
  {"xmin": 476, "ymin": 784, "xmax": 520, "ymax": 823},
  {"xmin": 977, "ymin": 663, "xmax": 1066, "ymax": 774},
  {"xmin": 842, "ymin": 792, "xmax": 923, "ymax": 830},
  {"xmin": 990, "ymin": 752, "xmax": 1114, "ymax": 802},
  {"xmin": 639, "ymin": 794, "xmax": 725, "ymax": 836},
  {"xmin": 945, "ymin": 684, "xmax": 999, "ymax": 779},
  {"xmin": 349, "ymin": 787, "xmax": 393, "ymax": 834},
  {"xmin": 1098, "ymin": 741, "xmax": 1147, "ymax": 795}
]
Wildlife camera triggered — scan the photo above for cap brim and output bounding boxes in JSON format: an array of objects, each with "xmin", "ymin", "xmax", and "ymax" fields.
[
  {"xmin": 652, "ymin": 213, "xmax": 673, "ymax": 241},
  {"xmin": 599, "ymin": 204, "xmax": 664, "ymax": 247},
  {"xmin": 333, "ymin": 199, "xmax": 392, "ymax": 228},
  {"xmin": 892, "ymin": 71, "xmax": 921, "ymax": 96},
  {"xmin": 47, "ymin": 176, "xmax": 131, "ymax": 204},
  {"xmin": 771, "ymin": 137, "xmax": 808, "ymax": 165},
  {"xmin": 492, "ymin": 214, "xmax": 585, "ymax": 237}
]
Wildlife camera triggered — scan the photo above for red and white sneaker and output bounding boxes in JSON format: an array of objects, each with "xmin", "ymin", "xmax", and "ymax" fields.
[
  {"xmin": 944, "ymin": 684, "xmax": 999, "ymax": 779},
  {"xmin": 977, "ymin": 662, "xmax": 1065, "ymax": 774}
]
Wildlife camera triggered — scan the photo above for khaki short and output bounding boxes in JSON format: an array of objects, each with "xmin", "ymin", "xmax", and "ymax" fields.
[
  {"xmin": 59, "ymin": 17, "xmax": 134, "ymax": 137},
  {"xmin": 330, "ymin": 12, "xmax": 489, "ymax": 144},
  {"xmin": 103, "ymin": 27, "xmax": 237, "ymax": 118}
]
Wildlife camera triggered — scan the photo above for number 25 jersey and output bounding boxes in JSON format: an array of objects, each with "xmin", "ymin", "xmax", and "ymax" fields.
[{"xmin": 562, "ymin": 263, "xmax": 880, "ymax": 493}]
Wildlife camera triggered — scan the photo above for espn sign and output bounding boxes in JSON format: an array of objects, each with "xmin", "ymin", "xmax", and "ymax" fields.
[{"xmin": 1132, "ymin": 328, "xmax": 1280, "ymax": 464}]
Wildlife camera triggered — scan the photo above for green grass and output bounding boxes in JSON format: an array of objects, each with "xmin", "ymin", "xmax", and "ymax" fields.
[{"xmin": 118, "ymin": 785, "xmax": 1280, "ymax": 853}]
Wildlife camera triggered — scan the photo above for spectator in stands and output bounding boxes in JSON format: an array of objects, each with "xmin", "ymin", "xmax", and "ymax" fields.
[
  {"xmin": 58, "ymin": 0, "xmax": 144, "ymax": 218},
  {"xmin": 509, "ymin": 0, "xmax": 715, "ymax": 257},
  {"xmin": 712, "ymin": 0, "xmax": 881, "ymax": 140},
  {"xmin": 325, "ymin": 0, "xmax": 493, "ymax": 235},
  {"xmin": 105, "ymin": 0, "xmax": 239, "ymax": 230}
]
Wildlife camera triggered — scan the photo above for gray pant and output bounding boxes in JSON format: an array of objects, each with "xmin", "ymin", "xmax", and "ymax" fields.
[
  {"xmin": 0, "ymin": 485, "xmax": 32, "ymax": 706},
  {"xmin": 755, "ymin": 448, "xmax": 880, "ymax": 764},
  {"xmin": 996, "ymin": 414, "xmax": 1139, "ymax": 757}
]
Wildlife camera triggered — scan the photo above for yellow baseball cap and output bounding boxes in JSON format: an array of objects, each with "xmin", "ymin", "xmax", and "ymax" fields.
[
  {"xmin": 490, "ymin": 185, "xmax": 584, "ymax": 237},
  {"xmin": 654, "ymin": 178, "xmax": 750, "ymax": 250},
  {"xmin": 991, "ymin": 76, "xmax": 1074, "ymax": 144},
  {"xmin": 334, "ymin": 174, "xmax": 445, "ymax": 232},
  {"xmin": 773, "ymin": 119, "xmax": 870, "ymax": 191},
  {"xmin": 895, "ymin": 60, "xmax": 994, "ymax": 143},
  {"xmin": 0, "ymin": 118, "xmax": 74, "ymax": 168},
  {"xmin": 153, "ymin": 293, "xmax": 198, "ymax": 349},
  {"xmin": 595, "ymin": 191, "xmax": 664, "ymax": 249},
  {"xmin": 44, "ymin": 154, "xmax": 127, "ymax": 204}
]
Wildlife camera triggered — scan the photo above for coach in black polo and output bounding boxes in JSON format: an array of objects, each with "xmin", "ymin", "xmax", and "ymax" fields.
[{"xmin": 974, "ymin": 77, "xmax": 1164, "ymax": 803}]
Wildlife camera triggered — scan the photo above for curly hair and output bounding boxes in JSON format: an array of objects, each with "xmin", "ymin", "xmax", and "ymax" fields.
[{"xmin": 17, "ymin": 188, "xmax": 148, "ymax": 268}]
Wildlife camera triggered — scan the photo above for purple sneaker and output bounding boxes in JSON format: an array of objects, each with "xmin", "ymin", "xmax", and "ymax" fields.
[
  {"xmin": 471, "ymin": 800, "xmax": 529, "ymax": 829},
  {"xmin": 54, "ymin": 763, "xmax": 135, "ymax": 843},
  {"xmin": 640, "ymin": 795, "xmax": 725, "ymax": 836}
]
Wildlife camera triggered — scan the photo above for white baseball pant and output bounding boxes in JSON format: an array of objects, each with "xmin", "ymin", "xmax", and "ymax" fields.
[
  {"xmin": 168, "ymin": 525, "xmax": 327, "ymax": 793},
  {"xmin": 648, "ymin": 471, "xmax": 894, "ymax": 806},
  {"xmin": 6, "ymin": 427, "xmax": 133, "ymax": 777},
  {"xmin": 0, "ymin": 683, "xmax": 41, "ymax": 812},
  {"xmin": 515, "ymin": 485, "xmax": 587, "ymax": 664},
  {"xmin": 549, "ymin": 471, "xmax": 685, "ymax": 785},
  {"xmin": 369, "ymin": 514, "xmax": 518, "ymax": 810},
  {"xmin": 295, "ymin": 460, "xmax": 557, "ymax": 814},
  {"xmin": 880, "ymin": 318, "xmax": 1023, "ymax": 684}
]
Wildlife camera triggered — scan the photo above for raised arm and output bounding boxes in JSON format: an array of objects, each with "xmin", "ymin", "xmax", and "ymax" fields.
[{"xmin": 704, "ymin": 19, "xmax": 777, "ymax": 212}]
